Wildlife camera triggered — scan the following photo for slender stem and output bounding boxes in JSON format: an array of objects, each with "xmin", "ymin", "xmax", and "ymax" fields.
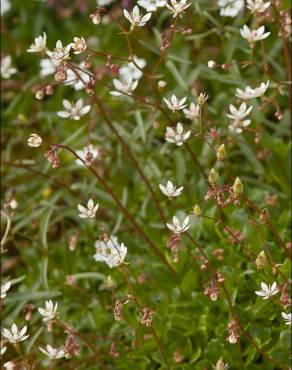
[
  {"xmin": 185, "ymin": 143, "xmax": 208, "ymax": 182},
  {"xmin": 185, "ymin": 233, "xmax": 286, "ymax": 369},
  {"xmin": 119, "ymin": 266, "xmax": 170, "ymax": 370},
  {"xmin": 1, "ymin": 210, "xmax": 12, "ymax": 248},
  {"xmin": 90, "ymin": 94, "xmax": 167, "ymax": 224},
  {"xmin": 55, "ymin": 144, "xmax": 179, "ymax": 282}
]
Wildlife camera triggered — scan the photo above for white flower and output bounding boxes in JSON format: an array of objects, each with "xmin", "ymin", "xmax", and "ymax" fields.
[
  {"xmin": 281, "ymin": 312, "xmax": 292, "ymax": 326},
  {"xmin": 64, "ymin": 62, "xmax": 91, "ymax": 90},
  {"xmin": 183, "ymin": 102, "xmax": 200, "ymax": 120},
  {"xmin": 207, "ymin": 60, "xmax": 216, "ymax": 69},
  {"xmin": 40, "ymin": 58, "xmax": 57, "ymax": 77},
  {"xmin": 27, "ymin": 133, "xmax": 42, "ymax": 148},
  {"xmin": 57, "ymin": 99, "xmax": 91, "ymax": 120},
  {"xmin": 228, "ymin": 119, "xmax": 251, "ymax": 133},
  {"xmin": 217, "ymin": 0, "xmax": 244, "ymax": 17},
  {"xmin": 1, "ymin": 346, "xmax": 7, "ymax": 356},
  {"xmin": 123, "ymin": 6, "xmax": 152, "ymax": 28},
  {"xmin": 240, "ymin": 25, "xmax": 270, "ymax": 43},
  {"xmin": 3, "ymin": 362, "xmax": 14, "ymax": 370},
  {"xmin": 247, "ymin": 0, "xmax": 270, "ymax": 14},
  {"xmin": 165, "ymin": 122, "xmax": 191, "ymax": 146},
  {"xmin": 1, "ymin": 56, "xmax": 17, "ymax": 79},
  {"xmin": 78, "ymin": 199, "xmax": 99, "ymax": 219},
  {"xmin": 119, "ymin": 56, "xmax": 146, "ymax": 81},
  {"xmin": 1, "ymin": 0, "xmax": 11, "ymax": 15},
  {"xmin": 138, "ymin": 0, "xmax": 166, "ymax": 12},
  {"xmin": 75, "ymin": 144, "xmax": 99, "ymax": 166},
  {"xmin": 70, "ymin": 37, "xmax": 87, "ymax": 54},
  {"xmin": 227, "ymin": 333, "xmax": 238, "ymax": 344},
  {"xmin": 255, "ymin": 282, "xmax": 279, "ymax": 299},
  {"xmin": 9, "ymin": 199, "xmax": 18, "ymax": 210},
  {"xmin": 2, "ymin": 324, "xmax": 29, "ymax": 344},
  {"xmin": 166, "ymin": 215, "xmax": 190, "ymax": 234},
  {"xmin": 227, "ymin": 102, "xmax": 253, "ymax": 121},
  {"xmin": 166, "ymin": 0, "xmax": 191, "ymax": 18},
  {"xmin": 227, "ymin": 102, "xmax": 253, "ymax": 133},
  {"xmin": 94, "ymin": 236, "xmax": 127, "ymax": 268},
  {"xmin": 97, "ymin": 0, "xmax": 114, "ymax": 5},
  {"xmin": 27, "ymin": 32, "xmax": 47, "ymax": 53},
  {"xmin": 1, "ymin": 281, "xmax": 11, "ymax": 299},
  {"xmin": 46, "ymin": 40, "xmax": 71, "ymax": 65},
  {"xmin": 38, "ymin": 300, "xmax": 58, "ymax": 321},
  {"xmin": 159, "ymin": 181, "xmax": 183, "ymax": 197},
  {"xmin": 235, "ymin": 81, "xmax": 269, "ymax": 100},
  {"xmin": 110, "ymin": 76, "xmax": 138, "ymax": 96},
  {"xmin": 164, "ymin": 95, "xmax": 187, "ymax": 112},
  {"xmin": 39, "ymin": 345, "xmax": 66, "ymax": 360}
]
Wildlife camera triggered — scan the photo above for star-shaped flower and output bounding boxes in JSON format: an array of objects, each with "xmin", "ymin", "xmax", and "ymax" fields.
[
  {"xmin": 240, "ymin": 25, "xmax": 270, "ymax": 43},
  {"xmin": 78, "ymin": 199, "xmax": 99, "ymax": 219},
  {"xmin": 2, "ymin": 324, "xmax": 29, "ymax": 344},
  {"xmin": 166, "ymin": 215, "xmax": 190, "ymax": 234},
  {"xmin": 255, "ymin": 282, "xmax": 279, "ymax": 299},
  {"xmin": 165, "ymin": 122, "xmax": 191, "ymax": 146},
  {"xmin": 159, "ymin": 181, "xmax": 183, "ymax": 197},
  {"xmin": 38, "ymin": 300, "xmax": 58, "ymax": 321},
  {"xmin": 57, "ymin": 99, "xmax": 91, "ymax": 120},
  {"xmin": 164, "ymin": 95, "xmax": 187, "ymax": 112},
  {"xmin": 27, "ymin": 32, "xmax": 47, "ymax": 53},
  {"xmin": 123, "ymin": 6, "xmax": 152, "ymax": 28}
]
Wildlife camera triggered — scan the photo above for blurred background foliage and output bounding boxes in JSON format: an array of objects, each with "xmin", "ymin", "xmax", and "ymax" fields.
[{"xmin": 1, "ymin": 0, "xmax": 291, "ymax": 369}]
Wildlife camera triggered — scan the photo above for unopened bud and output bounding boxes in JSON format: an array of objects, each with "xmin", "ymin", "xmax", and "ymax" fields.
[
  {"xmin": 210, "ymin": 292, "xmax": 218, "ymax": 301},
  {"xmin": 8, "ymin": 198, "xmax": 17, "ymax": 210},
  {"xmin": 35, "ymin": 89, "xmax": 44, "ymax": 100},
  {"xmin": 27, "ymin": 133, "xmax": 42, "ymax": 148},
  {"xmin": 90, "ymin": 11, "xmax": 101, "ymax": 25},
  {"xmin": 255, "ymin": 250, "xmax": 266, "ymax": 270},
  {"xmin": 215, "ymin": 358, "xmax": 226, "ymax": 370},
  {"xmin": 83, "ymin": 59, "xmax": 92, "ymax": 70},
  {"xmin": 54, "ymin": 70, "xmax": 67, "ymax": 82},
  {"xmin": 259, "ymin": 208, "xmax": 269, "ymax": 223},
  {"xmin": 158, "ymin": 80, "xmax": 167, "ymax": 89},
  {"xmin": 193, "ymin": 204, "xmax": 202, "ymax": 216},
  {"xmin": 227, "ymin": 333, "xmax": 238, "ymax": 344},
  {"xmin": 207, "ymin": 60, "xmax": 216, "ymax": 69},
  {"xmin": 216, "ymin": 144, "xmax": 226, "ymax": 161},
  {"xmin": 197, "ymin": 92, "xmax": 208, "ymax": 106},
  {"xmin": 45, "ymin": 84, "xmax": 54, "ymax": 96},
  {"xmin": 253, "ymin": 133, "xmax": 260, "ymax": 145},
  {"xmin": 208, "ymin": 168, "xmax": 219, "ymax": 187},
  {"xmin": 232, "ymin": 177, "xmax": 243, "ymax": 196}
]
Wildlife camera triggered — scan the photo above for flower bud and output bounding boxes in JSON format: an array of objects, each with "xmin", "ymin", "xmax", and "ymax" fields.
[
  {"xmin": 27, "ymin": 133, "xmax": 42, "ymax": 148},
  {"xmin": 259, "ymin": 208, "xmax": 269, "ymax": 223},
  {"xmin": 208, "ymin": 168, "xmax": 218, "ymax": 187},
  {"xmin": 216, "ymin": 144, "xmax": 226, "ymax": 161},
  {"xmin": 227, "ymin": 333, "xmax": 238, "ymax": 344},
  {"xmin": 232, "ymin": 177, "xmax": 243, "ymax": 196},
  {"xmin": 45, "ymin": 84, "xmax": 54, "ymax": 96},
  {"xmin": 158, "ymin": 80, "xmax": 167, "ymax": 89},
  {"xmin": 210, "ymin": 292, "xmax": 218, "ymax": 301},
  {"xmin": 207, "ymin": 60, "xmax": 216, "ymax": 69},
  {"xmin": 193, "ymin": 204, "xmax": 202, "ymax": 216},
  {"xmin": 197, "ymin": 92, "xmax": 209, "ymax": 106},
  {"xmin": 9, "ymin": 198, "xmax": 18, "ymax": 210},
  {"xmin": 90, "ymin": 11, "xmax": 101, "ymax": 25},
  {"xmin": 35, "ymin": 89, "xmax": 44, "ymax": 100},
  {"xmin": 215, "ymin": 358, "xmax": 226, "ymax": 370},
  {"xmin": 255, "ymin": 250, "xmax": 266, "ymax": 270}
]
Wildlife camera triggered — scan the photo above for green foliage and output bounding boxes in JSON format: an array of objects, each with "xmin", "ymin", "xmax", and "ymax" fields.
[{"xmin": 1, "ymin": 0, "xmax": 291, "ymax": 369}]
